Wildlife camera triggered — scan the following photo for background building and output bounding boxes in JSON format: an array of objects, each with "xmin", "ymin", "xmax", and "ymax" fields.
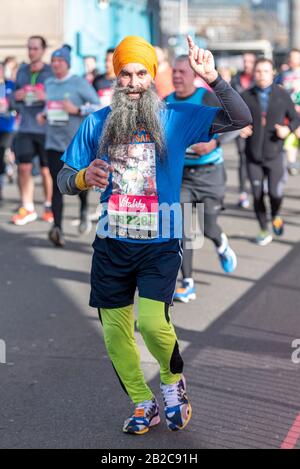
[
  {"xmin": 160, "ymin": 0, "xmax": 290, "ymax": 51},
  {"xmin": 0, "ymin": 0, "xmax": 161, "ymax": 74}
]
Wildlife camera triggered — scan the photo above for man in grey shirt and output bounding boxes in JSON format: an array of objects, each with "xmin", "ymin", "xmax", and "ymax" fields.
[
  {"xmin": 37, "ymin": 44, "xmax": 99, "ymax": 247},
  {"xmin": 11, "ymin": 35, "xmax": 53, "ymax": 226}
]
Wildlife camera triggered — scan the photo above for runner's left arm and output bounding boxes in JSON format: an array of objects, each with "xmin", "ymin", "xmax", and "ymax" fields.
[{"xmin": 209, "ymin": 75, "xmax": 252, "ymax": 134}]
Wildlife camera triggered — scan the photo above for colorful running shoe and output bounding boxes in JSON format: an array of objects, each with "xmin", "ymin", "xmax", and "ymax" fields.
[
  {"xmin": 160, "ymin": 376, "xmax": 192, "ymax": 432},
  {"xmin": 173, "ymin": 282, "xmax": 196, "ymax": 303},
  {"xmin": 272, "ymin": 216, "xmax": 284, "ymax": 236},
  {"xmin": 218, "ymin": 233, "xmax": 237, "ymax": 273},
  {"xmin": 256, "ymin": 230, "xmax": 272, "ymax": 246},
  {"xmin": 11, "ymin": 207, "xmax": 38, "ymax": 226},
  {"xmin": 123, "ymin": 397, "xmax": 160, "ymax": 435},
  {"xmin": 41, "ymin": 207, "xmax": 54, "ymax": 224}
]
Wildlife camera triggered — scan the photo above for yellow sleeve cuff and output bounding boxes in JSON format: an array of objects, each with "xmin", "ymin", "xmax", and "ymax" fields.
[{"xmin": 75, "ymin": 168, "xmax": 90, "ymax": 191}]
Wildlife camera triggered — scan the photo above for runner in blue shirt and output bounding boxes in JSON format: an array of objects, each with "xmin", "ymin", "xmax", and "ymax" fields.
[{"xmin": 58, "ymin": 35, "xmax": 251, "ymax": 435}]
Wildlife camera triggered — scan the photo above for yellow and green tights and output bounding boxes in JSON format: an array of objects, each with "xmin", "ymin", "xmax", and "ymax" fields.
[{"xmin": 98, "ymin": 297, "xmax": 183, "ymax": 404}]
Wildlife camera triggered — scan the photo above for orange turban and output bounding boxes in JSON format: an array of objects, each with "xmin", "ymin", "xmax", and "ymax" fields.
[{"xmin": 113, "ymin": 36, "xmax": 158, "ymax": 79}]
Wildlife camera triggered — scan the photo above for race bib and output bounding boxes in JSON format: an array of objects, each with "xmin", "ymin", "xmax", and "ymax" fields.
[
  {"xmin": 106, "ymin": 138, "xmax": 158, "ymax": 239},
  {"xmin": 47, "ymin": 100, "xmax": 69, "ymax": 126},
  {"xmin": 108, "ymin": 194, "xmax": 158, "ymax": 239},
  {"xmin": 24, "ymin": 84, "xmax": 44, "ymax": 106}
]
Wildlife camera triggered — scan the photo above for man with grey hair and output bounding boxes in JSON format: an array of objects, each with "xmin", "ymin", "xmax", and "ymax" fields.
[
  {"xmin": 166, "ymin": 54, "xmax": 237, "ymax": 304},
  {"xmin": 58, "ymin": 35, "xmax": 251, "ymax": 435}
]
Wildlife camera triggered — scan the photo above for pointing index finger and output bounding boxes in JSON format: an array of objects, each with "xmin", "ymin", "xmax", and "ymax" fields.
[{"xmin": 187, "ymin": 35, "xmax": 194, "ymax": 50}]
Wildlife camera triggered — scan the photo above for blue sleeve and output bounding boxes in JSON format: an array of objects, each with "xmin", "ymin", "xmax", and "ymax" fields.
[
  {"xmin": 61, "ymin": 113, "xmax": 101, "ymax": 170},
  {"xmin": 182, "ymin": 104, "xmax": 219, "ymax": 147}
]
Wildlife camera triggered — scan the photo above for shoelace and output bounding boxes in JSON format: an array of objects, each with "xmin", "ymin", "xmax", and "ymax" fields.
[{"xmin": 161, "ymin": 382, "xmax": 183, "ymax": 408}]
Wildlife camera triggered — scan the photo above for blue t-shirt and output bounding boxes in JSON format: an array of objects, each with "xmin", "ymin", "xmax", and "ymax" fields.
[
  {"xmin": 0, "ymin": 80, "xmax": 16, "ymax": 133},
  {"xmin": 62, "ymin": 103, "xmax": 219, "ymax": 243},
  {"xmin": 165, "ymin": 88, "xmax": 223, "ymax": 166}
]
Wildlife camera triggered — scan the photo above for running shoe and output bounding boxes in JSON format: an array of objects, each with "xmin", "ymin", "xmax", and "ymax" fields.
[
  {"xmin": 48, "ymin": 226, "xmax": 65, "ymax": 247},
  {"xmin": 173, "ymin": 281, "xmax": 196, "ymax": 303},
  {"xmin": 256, "ymin": 230, "xmax": 272, "ymax": 246},
  {"xmin": 272, "ymin": 216, "xmax": 284, "ymax": 236},
  {"xmin": 238, "ymin": 192, "xmax": 250, "ymax": 209},
  {"xmin": 218, "ymin": 233, "xmax": 237, "ymax": 273},
  {"xmin": 41, "ymin": 207, "xmax": 54, "ymax": 224},
  {"xmin": 11, "ymin": 207, "xmax": 38, "ymax": 226},
  {"xmin": 160, "ymin": 376, "xmax": 192, "ymax": 432},
  {"xmin": 123, "ymin": 397, "xmax": 160, "ymax": 435}
]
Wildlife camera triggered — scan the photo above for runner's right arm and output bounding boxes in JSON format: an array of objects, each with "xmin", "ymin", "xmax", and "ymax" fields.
[
  {"xmin": 57, "ymin": 112, "xmax": 109, "ymax": 195},
  {"xmin": 57, "ymin": 163, "xmax": 81, "ymax": 195},
  {"xmin": 58, "ymin": 160, "xmax": 111, "ymax": 195}
]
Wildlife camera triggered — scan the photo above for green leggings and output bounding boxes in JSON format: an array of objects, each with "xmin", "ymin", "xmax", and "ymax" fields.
[{"xmin": 98, "ymin": 297, "xmax": 183, "ymax": 404}]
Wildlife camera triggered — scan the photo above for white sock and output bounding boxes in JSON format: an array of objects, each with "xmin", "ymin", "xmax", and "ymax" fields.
[
  {"xmin": 23, "ymin": 203, "xmax": 35, "ymax": 212},
  {"xmin": 183, "ymin": 278, "xmax": 194, "ymax": 288},
  {"xmin": 44, "ymin": 201, "xmax": 52, "ymax": 209}
]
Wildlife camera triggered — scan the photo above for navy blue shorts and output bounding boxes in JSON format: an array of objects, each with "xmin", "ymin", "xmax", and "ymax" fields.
[{"xmin": 90, "ymin": 236, "xmax": 182, "ymax": 308}]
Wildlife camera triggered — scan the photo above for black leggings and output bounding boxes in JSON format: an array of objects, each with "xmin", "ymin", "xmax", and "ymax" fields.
[
  {"xmin": 235, "ymin": 136, "xmax": 248, "ymax": 194},
  {"xmin": 0, "ymin": 131, "xmax": 13, "ymax": 177},
  {"xmin": 247, "ymin": 155, "xmax": 286, "ymax": 231},
  {"xmin": 0, "ymin": 147, "xmax": 5, "ymax": 177},
  {"xmin": 47, "ymin": 150, "xmax": 88, "ymax": 229}
]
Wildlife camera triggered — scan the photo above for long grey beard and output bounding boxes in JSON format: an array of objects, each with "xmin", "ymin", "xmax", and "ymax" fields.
[{"xmin": 98, "ymin": 84, "xmax": 166, "ymax": 158}]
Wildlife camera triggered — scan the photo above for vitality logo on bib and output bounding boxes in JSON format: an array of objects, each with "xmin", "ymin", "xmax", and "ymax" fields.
[{"xmin": 108, "ymin": 194, "xmax": 158, "ymax": 239}]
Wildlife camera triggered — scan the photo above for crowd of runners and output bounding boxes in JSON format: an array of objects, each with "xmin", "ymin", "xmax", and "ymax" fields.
[{"xmin": 1, "ymin": 34, "xmax": 299, "ymax": 434}]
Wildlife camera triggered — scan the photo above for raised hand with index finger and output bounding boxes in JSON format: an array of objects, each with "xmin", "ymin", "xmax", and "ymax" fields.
[{"xmin": 187, "ymin": 35, "xmax": 218, "ymax": 84}]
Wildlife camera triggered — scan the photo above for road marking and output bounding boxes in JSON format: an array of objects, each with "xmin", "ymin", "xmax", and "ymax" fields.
[{"xmin": 281, "ymin": 413, "xmax": 300, "ymax": 449}]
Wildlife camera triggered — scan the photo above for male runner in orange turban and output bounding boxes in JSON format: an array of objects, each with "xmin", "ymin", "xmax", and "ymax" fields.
[
  {"xmin": 113, "ymin": 35, "xmax": 158, "ymax": 80},
  {"xmin": 58, "ymin": 35, "xmax": 252, "ymax": 436}
]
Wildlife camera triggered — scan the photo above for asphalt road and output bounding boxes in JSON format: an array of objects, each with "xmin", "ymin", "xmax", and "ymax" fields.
[{"xmin": 0, "ymin": 143, "xmax": 300, "ymax": 449}]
